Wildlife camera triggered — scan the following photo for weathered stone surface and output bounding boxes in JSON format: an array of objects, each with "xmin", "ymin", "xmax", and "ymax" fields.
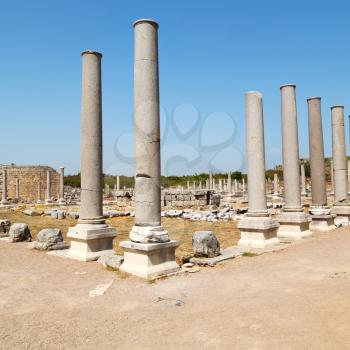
[
  {"xmin": 33, "ymin": 228, "xmax": 68, "ymax": 251},
  {"xmin": 23, "ymin": 209, "xmax": 41, "ymax": 216},
  {"xmin": 51, "ymin": 210, "xmax": 66, "ymax": 220},
  {"xmin": 189, "ymin": 247, "xmax": 242, "ymax": 266},
  {"xmin": 192, "ymin": 231, "xmax": 220, "ymax": 258},
  {"xmin": 0, "ymin": 219, "xmax": 11, "ymax": 237},
  {"xmin": 97, "ymin": 254, "xmax": 124, "ymax": 269},
  {"xmin": 9, "ymin": 223, "xmax": 32, "ymax": 242}
]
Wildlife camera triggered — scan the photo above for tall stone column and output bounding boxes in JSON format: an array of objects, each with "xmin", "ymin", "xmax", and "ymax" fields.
[
  {"xmin": 205, "ymin": 179, "xmax": 209, "ymax": 189},
  {"xmin": 219, "ymin": 179, "xmax": 223, "ymax": 193},
  {"xmin": 330, "ymin": 160, "xmax": 334, "ymax": 194},
  {"xmin": 67, "ymin": 50, "xmax": 116, "ymax": 261},
  {"xmin": 15, "ymin": 178, "xmax": 20, "ymax": 201},
  {"xmin": 238, "ymin": 91, "xmax": 279, "ymax": 248},
  {"xmin": 348, "ymin": 160, "xmax": 350, "ymax": 195},
  {"xmin": 187, "ymin": 181, "xmax": 190, "ymax": 190},
  {"xmin": 116, "ymin": 175, "xmax": 120, "ymax": 191},
  {"xmin": 301, "ymin": 163, "xmax": 307, "ymax": 196},
  {"xmin": 58, "ymin": 166, "xmax": 66, "ymax": 205},
  {"xmin": 276, "ymin": 85, "xmax": 310, "ymax": 240},
  {"xmin": 330, "ymin": 106, "xmax": 350, "ymax": 225},
  {"xmin": 209, "ymin": 172, "xmax": 213, "ymax": 190},
  {"xmin": 227, "ymin": 172, "xmax": 232, "ymax": 194},
  {"xmin": 242, "ymin": 178, "xmax": 246, "ymax": 193},
  {"xmin": 307, "ymin": 97, "xmax": 334, "ymax": 231},
  {"xmin": 273, "ymin": 173, "xmax": 279, "ymax": 196},
  {"xmin": 192, "ymin": 181, "xmax": 196, "ymax": 190},
  {"xmin": 1, "ymin": 168, "xmax": 9, "ymax": 205},
  {"xmin": 120, "ymin": 19, "xmax": 179, "ymax": 279},
  {"xmin": 45, "ymin": 170, "xmax": 52, "ymax": 204},
  {"xmin": 37, "ymin": 182, "xmax": 42, "ymax": 203}
]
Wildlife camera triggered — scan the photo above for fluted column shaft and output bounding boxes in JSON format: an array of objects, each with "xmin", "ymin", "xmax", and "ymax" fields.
[{"xmin": 301, "ymin": 163, "xmax": 306, "ymax": 195}]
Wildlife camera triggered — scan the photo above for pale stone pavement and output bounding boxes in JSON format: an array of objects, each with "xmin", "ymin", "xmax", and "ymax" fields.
[{"xmin": 1, "ymin": 227, "xmax": 350, "ymax": 349}]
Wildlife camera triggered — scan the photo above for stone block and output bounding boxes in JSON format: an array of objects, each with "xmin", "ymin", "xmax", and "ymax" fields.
[
  {"xmin": 67, "ymin": 224, "xmax": 116, "ymax": 261},
  {"xmin": 276, "ymin": 212, "xmax": 311, "ymax": 242},
  {"xmin": 238, "ymin": 217, "xmax": 279, "ymax": 249},
  {"xmin": 119, "ymin": 240, "xmax": 179, "ymax": 279}
]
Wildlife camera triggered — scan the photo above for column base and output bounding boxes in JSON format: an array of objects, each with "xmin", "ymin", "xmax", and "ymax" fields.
[
  {"xmin": 331, "ymin": 205, "xmax": 350, "ymax": 226},
  {"xmin": 129, "ymin": 225, "xmax": 169, "ymax": 243},
  {"xmin": 119, "ymin": 240, "xmax": 180, "ymax": 279},
  {"xmin": 66, "ymin": 223, "xmax": 116, "ymax": 261},
  {"xmin": 237, "ymin": 216, "xmax": 280, "ymax": 249},
  {"xmin": 309, "ymin": 207, "xmax": 335, "ymax": 232},
  {"xmin": 276, "ymin": 212, "xmax": 311, "ymax": 242}
]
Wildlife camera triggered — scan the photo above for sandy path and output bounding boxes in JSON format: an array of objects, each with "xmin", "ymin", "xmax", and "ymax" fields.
[{"xmin": 1, "ymin": 228, "xmax": 350, "ymax": 349}]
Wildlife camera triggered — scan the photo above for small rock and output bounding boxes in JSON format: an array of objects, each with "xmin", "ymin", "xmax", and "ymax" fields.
[
  {"xmin": 9, "ymin": 223, "xmax": 32, "ymax": 242},
  {"xmin": 182, "ymin": 262, "xmax": 194, "ymax": 268},
  {"xmin": 97, "ymin": 254, "xmax": 124, "ymax": 270}
]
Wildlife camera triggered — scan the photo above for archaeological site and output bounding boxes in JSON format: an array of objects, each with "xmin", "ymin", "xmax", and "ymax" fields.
[{"xmin": 1, "ymin": 3, "xmax": 350, "ymax": 349}]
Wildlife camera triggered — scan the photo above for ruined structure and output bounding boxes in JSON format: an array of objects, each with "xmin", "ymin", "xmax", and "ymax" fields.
[{"xmin": 0, "ymin": 165, "xmax": 59, "ymax": 203}]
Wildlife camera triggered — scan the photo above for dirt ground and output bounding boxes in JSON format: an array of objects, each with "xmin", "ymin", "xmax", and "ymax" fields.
[{"xmin": 1, "ymin": 221, "xmax": 350, "ymax": 349}]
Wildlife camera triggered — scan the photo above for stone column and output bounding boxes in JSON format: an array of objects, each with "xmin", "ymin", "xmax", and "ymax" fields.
[
  {"xmin": 45, "ymin": 170, "xmax": 52, "ymax": 204},
  {"xmin": 273, "ymin": 173, "xmax": 279, "ymax": 196},
  {"xmin": 330, "ymin": 106, "xmax": 350, "ymax": 225},
  {"xmin": 234, "ymin": 179, "xmax": 238, "ymax": 193},
  {"xmin": 58, "ymin": 166, "xmax": 66, "ymax": 205},
  {"xmin": 227, "ymin": 172, "xmax": 232, "ymax": 194},
  {"xmin": 192, "ymin": 181, "xmax": 196, "ymax": 190},
  {"xmin": 209, "ymin": 172, "xmax": 213, "ymax": 190},
  {"xmin": 219, "ymin": 179, "xmax": 223, "ymax": 193},
  {"xmin": 330, "ymin": 160, "xmax": 334, "ymax": 194},
  {"xmin": 205, "ymin": 179, "xmax": 209, "ymax": 189},
  {"xmin": 116, "ymin": 175, "xmax": 120, "ymax": 191},
  {"xmin": 348, "ymin": 160, "xmax": 350, "ymax": 195},
  {"xmin": 120, "ymin": 19, "xmax": 179, "ymax": 279},
  {"xmin": 15, "ymin": 178, "xmax": 20, "ymax": 201},
  {"xmin": 67, "ymin": 50, "xmax": 116, "ymax": 261},
  {"xmin": 242, "ymin": 178, "xmax": 246, "ymax": 193},
  {"xmin": 276, "ymin": 85, "xmax": 310, "ymax": 241},
  {"xmin": 238, "ymin": 91, "xmax": 279, "ymax": 248},
  {"xmin": 37, "ymin": 182, "xmax": 41, "ymax": 203},
  {"xmin": 187, "ymin": 181, "xmax": 190, "ymax": 190},
  {"xmin": 307, "ymin": 97, "xmax": 334, "ymax": 231},
  {"xmin": 301, "ymin": 163, "xmax": 307, "ymax": 196},
  {"xmin": 1, "ymin": 168, "xmax": 9, "ymax": 205}
]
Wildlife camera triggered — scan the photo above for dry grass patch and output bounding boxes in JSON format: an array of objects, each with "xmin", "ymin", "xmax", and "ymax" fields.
[{"xmin": 0, "ymin": 209, "xmax": 240, "ymax": 261}]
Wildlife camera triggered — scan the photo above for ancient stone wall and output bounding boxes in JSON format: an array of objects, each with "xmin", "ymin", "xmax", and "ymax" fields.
[
  {"xmin": 0, "ymin": 165, "xmax": 60, "ymax": 202},
  {"xmin": 112, "ymin": 189, "xmax": 221, "ymax": 210}
]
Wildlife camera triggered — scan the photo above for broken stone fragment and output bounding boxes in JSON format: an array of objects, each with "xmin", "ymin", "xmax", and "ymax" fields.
[
  {"xmin": 9, "ymin": 223, "xmax": 32, "ymax": 242},
  {"xmin": 192, "ymin": 231, "xmax": 220, "ymax": 258},
  {"xmin": 33, "ymin": 228, "xmax": 68, "ymax": 251}
]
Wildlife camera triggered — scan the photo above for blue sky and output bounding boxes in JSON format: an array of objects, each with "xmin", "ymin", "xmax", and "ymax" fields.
[{"xmin": 1, "ymin": 0, "xmax": 350, "ymax": 175}]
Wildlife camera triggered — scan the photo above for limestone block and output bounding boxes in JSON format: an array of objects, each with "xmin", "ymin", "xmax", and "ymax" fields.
[
  {"xmin": 9, "ymin": 223, "xmax": 32, "ymax": 242},
  {"xmin": 0, "ymin": 219, "xmax": 11, "ymax": 237},
  {"xmin": 33, "ymin": 228, "xmax": 68, "ymax": 251},
  {"xmin": 192, "ymin": 231, "xmax": 220, "ymax": 258},
  {"xmin": 119, "ymin": 240, "xmax": 180, "ymax": 279}
]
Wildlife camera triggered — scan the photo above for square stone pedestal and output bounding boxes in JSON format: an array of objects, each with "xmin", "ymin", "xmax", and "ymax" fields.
[
  {"xmin": 67, "ymin": 224, "xmax": 116, "ymax": 261},
  {"xmin": 238, "ymin": 217, "xmax": 279, "ymax": 249},
  {"xmin": 309, "ymin": 215, "xmax": 335, "ymax": 232},
  {"xmin": 119, "ymin": 240, "xmax": 180, "ymax": 279},
  {"xmin": 276, "ymin": 212, "xmax": 311, "ymax": 242},
  {"xmin": 331, "ymin": 205, "xmax": 350, "ymax": 226}
]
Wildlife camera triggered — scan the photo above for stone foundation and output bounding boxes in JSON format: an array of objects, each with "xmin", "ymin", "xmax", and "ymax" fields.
[{"xmin": 119, "ymin": 240, "xmax": 180, "ymax": 279}]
